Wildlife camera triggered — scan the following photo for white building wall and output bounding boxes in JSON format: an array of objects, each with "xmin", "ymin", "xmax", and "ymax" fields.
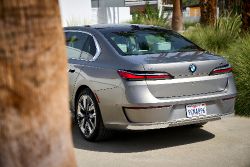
[
  {"xmin": 59, "ymin": 0, "xmax": 92, "ymax": 26},
  {"xmin": 59, "ymin": 0, "xmax": 131, "ymax": 26},
  {"xmin": 94, "ymin": 7, "xmax": 131, "ymax": 24}
]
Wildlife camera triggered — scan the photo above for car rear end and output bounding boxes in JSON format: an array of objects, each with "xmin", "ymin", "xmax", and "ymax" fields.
[
  {"xmin": 98, "ymin": 25, "xmax": 237, "ymax": 130},
  {"xmin": 118, "ymin": 56, "xmax": 236, "ymax": 129}
]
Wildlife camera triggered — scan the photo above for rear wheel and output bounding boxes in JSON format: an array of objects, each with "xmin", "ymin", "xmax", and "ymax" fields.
[{"xmin": 75, "ymin": 88, "xmax": 110, "ymax": 141}]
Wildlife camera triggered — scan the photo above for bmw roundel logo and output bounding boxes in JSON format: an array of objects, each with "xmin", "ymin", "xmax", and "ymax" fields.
[{"xmin": 189, "ymin": 64, "xmax": 197, "ymax": 73}]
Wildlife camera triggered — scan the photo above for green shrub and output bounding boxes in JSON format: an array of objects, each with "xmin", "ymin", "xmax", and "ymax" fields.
[
  {"xmin": 130, "ymin": 3, "xmax": 170, "ymax": 28},
  {"xmin": 184, "ymin": 13, "xmax": 241, "ymax": 54},
  {"xmin": 184, "ymin": 14, "xmax": 249, "ymax": 117},
  {"xmin": 184, "ymin": 21, "xmax": 199, "ymax": 30},
  {"xmin": 215, "ymin": 13, "xmax": 241, "ymax": 40},
  {"xmin": 227, "ymin": 35, "xmax": 250, "ymax": 116}
]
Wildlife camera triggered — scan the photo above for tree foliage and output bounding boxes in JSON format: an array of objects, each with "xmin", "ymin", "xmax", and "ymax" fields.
[{"xmin": 182, "ymin": 0, "xmax": 199, "ymax": 6}]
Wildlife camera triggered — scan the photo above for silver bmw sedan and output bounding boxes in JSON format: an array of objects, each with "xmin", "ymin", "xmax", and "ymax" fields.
[{"xmin": 64, "ymin": 24, "xmax": 237, "ymax": 141}]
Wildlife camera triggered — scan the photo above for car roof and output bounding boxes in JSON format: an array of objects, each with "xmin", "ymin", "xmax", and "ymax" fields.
[{"xmin": 64, "ymin": 24, "xmax": 170, "ymax": 33}]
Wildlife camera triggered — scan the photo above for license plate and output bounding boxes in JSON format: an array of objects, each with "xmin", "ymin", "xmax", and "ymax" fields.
[{"xmin": 186, "ymin": 103, "xmax": 207, "ymax": 118}]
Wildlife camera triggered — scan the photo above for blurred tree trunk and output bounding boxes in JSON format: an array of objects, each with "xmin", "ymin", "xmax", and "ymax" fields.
[
  {"xmin": 224, "ymin": 0, "xmax": 242, "ymax": 13},
  {"xmin": 172, "ymin": 0, "xmax": 183, "ymax": 31},
  {"xmin": 0, "ymin": 1, "xmax": 76, "ymax": 167},
  {"xmin": 242, "ymin": 0, "xmax": 250, "ymax": 32},
  {"xmin": 218, "ymin": 0, "xmax": 225, "ymax": 15},
  {"xmin": 200, "ymin": 0, "xmax": 217, "ymax": 26},
  {"xmin": 226, "ymin": 0, "xmax": 234, "ymax": 11},
  {"xmin": 218, "ymin": 0, "xmax": 234, "ymax": 15}
]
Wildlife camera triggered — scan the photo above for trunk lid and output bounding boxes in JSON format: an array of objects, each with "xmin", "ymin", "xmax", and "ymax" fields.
[{"xmin": 125, "ymin": 51, "xmax": 229, "ymax": 98}]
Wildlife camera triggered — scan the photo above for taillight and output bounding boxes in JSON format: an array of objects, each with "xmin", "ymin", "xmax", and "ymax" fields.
[
  {"xmin": 117, "ymin": 70, "xmax": 173, "ymax": 81},
  {"xmin": 210, "ymin": 64, "xmax": 233, "ymax": 75}
]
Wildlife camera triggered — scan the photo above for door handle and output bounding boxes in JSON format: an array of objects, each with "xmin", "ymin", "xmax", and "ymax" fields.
[{"xmin": 68, "ymin": 69, "xmax": 75, "ymax": 73}]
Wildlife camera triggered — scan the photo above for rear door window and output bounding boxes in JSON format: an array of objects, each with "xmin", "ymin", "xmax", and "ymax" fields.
[
  {"xmin": 81, "ymin": 35, "xmax": 97, "ymax": 61},
  {"xmin": 65, "ymin": 32, "xmax": 88, "ymax": 59}
]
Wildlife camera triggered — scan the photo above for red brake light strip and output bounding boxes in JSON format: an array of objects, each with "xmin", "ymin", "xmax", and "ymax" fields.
[{"xmin": 117, "ymin": 70, "xmax": 173, "ymax": 80}]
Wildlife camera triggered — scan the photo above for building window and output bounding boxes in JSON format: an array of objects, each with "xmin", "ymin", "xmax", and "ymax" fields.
[{"xmin": 91, "ymin": 0, "xmax": 99, "ymax": 8}]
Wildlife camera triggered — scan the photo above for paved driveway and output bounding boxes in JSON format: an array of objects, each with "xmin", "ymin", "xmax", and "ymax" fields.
[{"xmin": 72, "ymin": 117, "xmax": 250, "ymax": 167}]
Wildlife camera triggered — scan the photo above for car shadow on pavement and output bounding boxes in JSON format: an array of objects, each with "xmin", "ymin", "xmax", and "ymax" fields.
[{"xmin": 72, "ymin": 123, "xmax": 215, "ymax": 153}]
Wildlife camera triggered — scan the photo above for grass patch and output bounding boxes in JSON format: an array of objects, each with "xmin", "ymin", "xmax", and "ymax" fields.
[
  {"xmin": 130, "ymin": 3, "xmax": 170, "ymax": 28},
  {"xmin": 184, "ymin": 13, "xmax": 242, "ymax": 54},
  {"xmin": 184, "ymin": 14, "xmax": 250, "ymax": 117},
  {"xmin": 227, "ymin": 35, "xmax": 250, "ymax": 116},
  {"xmin": 184, "ymin": 21, "xmax": 199, "ymax": 30}
]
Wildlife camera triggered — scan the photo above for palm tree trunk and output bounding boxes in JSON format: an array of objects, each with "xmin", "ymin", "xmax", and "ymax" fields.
[
  {"xmin": 242, "ymin": 0, "xmax": 250, "ymax": 32},
  {"xmin": 226, "ymin": 0, "xmax": 234, "ymax": 11},
  {"xmin": 200, "ymin": 0, "xmax": 217, "ymax": 26},
  {"xmin": 218, "ymin": 0, "xmax": 225, "ymax": 15},
  {"xmin": 226, "ymin": 0, "xmax": 241, "ymax": 12},
  {"xmin": 0, "ymin": 1, "xmax": 76, "ymax": 167},
  {"xmin": 172, "ymin": 0, "xmax": 183, "ymax": 32}
]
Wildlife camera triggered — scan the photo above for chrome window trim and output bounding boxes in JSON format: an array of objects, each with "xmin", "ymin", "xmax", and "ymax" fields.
[{"xmin": 64, "ymin": 30, "xmax": 101, "ymax": 61}]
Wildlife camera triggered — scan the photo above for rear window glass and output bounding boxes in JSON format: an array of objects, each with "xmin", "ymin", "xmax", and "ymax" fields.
[{"xmin": 104, "ymin": 29, "xmax": 202, "ymax": 55}]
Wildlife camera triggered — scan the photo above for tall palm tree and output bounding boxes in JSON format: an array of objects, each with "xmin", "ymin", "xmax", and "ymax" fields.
[
  {"xmin": 0, "ymin": 1, "xmax": 76, "ymax": 167},
  {"xmin": 242, "ymin": 0, "xmax": 250, "ymax": 31},
  {"xmin": 172, "ymin": 0, "xmax": 183, "ymax": 31},
  {"xmin": 200, "ymin": 0, "xmax": 217, "ymax": 26}
]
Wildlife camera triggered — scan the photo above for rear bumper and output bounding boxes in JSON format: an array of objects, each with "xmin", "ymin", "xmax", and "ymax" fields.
[
  {"xmin": 103, "ymin": 96, "xmax": 236, "ymax": 130},
  {"xmin": 125, "ymin": 113, "xmax": 234, "ymax": 130},
  {"xmin": 106, "ymin": 113, "xmax": 234, "ymax": 130},
  {"xmin": 97, "ymin": 74, "xmax": 237, "ymax": 130},
  {"xmin": 122, "ymin": 95, "xmax": 236, "ymax": 123}
]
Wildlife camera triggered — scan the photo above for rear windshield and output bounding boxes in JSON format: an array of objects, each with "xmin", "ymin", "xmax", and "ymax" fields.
[{"xmin": 104, "ymin": 29, "xmax": 202, "ymax": 55}]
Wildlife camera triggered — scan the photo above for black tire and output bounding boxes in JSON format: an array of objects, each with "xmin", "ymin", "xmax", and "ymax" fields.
[{"xmin": 75, "ymin": 88, "xmax": 110, "ymax": 141}]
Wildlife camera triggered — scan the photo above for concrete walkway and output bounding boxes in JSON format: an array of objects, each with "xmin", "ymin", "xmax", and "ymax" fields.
[{"xmin": 73, "ymin": 117, "xmax": 250, "ymax": 167}]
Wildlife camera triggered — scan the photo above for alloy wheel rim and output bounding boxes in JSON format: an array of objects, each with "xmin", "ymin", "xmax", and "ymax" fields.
[{"xmin": 77, "ymin": 95, "xmax": 97, "ymax": 138}]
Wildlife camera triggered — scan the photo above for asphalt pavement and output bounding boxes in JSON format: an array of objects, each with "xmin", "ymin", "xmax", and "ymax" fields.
[{"xmin": 72, "ymin": 116, "xmax": 250, "ymax": 167}]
